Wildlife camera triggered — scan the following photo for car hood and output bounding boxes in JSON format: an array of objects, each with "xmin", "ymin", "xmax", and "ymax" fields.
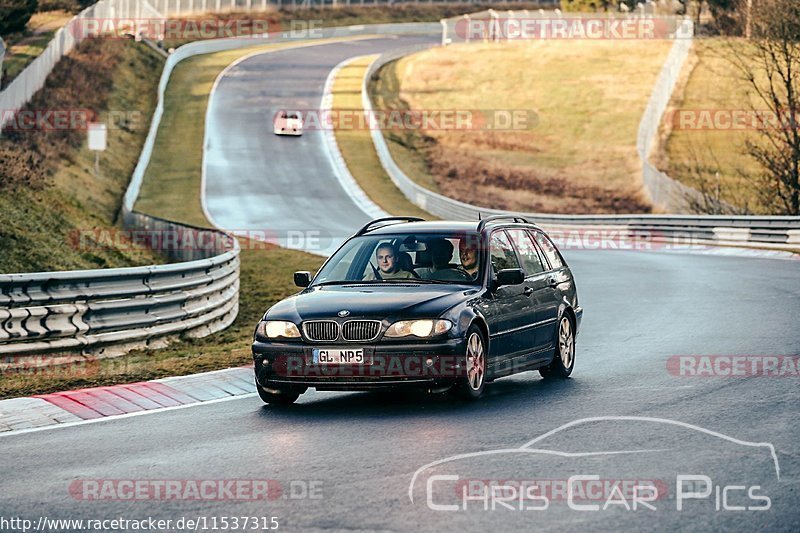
[{"xmin": 265, "ymin": 284, "xmax": 474, "ymax": 322}]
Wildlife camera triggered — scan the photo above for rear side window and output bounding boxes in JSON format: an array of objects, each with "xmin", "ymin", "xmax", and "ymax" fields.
[
  {"xmin": 489, "ymin": 231, "xmax": 520, "ymax": 273},
  {"xmin": 532, "ymin": 231, "xmax": 564, "ymax": 269},
  {"xmin": 507, "ymin": 229, "xmax": 546, "ymax": 276}
]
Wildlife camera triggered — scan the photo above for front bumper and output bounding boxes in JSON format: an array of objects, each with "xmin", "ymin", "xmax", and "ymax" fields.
[{"xmin": 252, "ymin": 337, "xmax": 467, "ymax": 391}]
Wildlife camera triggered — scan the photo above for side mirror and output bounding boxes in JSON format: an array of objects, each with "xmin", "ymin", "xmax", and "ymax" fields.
[
  {"xmin": 294, "ymin": 271, "xmax": 312, "ymax": 287},
  {"xmin": 495, "ymin": 268, "xmax": 524, "ymax": 287}
]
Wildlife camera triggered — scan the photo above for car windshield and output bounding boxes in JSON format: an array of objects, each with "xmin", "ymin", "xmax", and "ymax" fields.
[{"xmin": 312, "ymin": 232, "xmax": 483, "ymax": 286}]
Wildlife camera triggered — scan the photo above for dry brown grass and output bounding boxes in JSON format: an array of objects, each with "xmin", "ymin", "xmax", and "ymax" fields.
[{"xmin": 375, "ymin": 40, "xmax": 674, "ymax": 214}]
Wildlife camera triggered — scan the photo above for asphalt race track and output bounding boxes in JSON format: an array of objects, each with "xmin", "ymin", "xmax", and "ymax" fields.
[
  {"xmin": 2, "ymin": 36, "xmax": 799, "ymax": 532},
  {"xmin": 204, "ymin": 35, "xmax": 436, "ymax": 255}
]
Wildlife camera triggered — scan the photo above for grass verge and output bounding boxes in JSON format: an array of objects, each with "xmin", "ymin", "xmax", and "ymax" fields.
[
  {"xmin": 655, "ymin": 38, "xmax": 767, "ymax": 213},
  {"xmin": 370, "ymin": 40, "xmax": 674, "ymax": 214},
  {"xmin": 331, "ymin": 55, "xmax": 433, "ymax": 219}
]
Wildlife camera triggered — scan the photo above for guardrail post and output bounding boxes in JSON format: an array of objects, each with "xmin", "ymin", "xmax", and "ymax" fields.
[
  {"xmin": 0, "ymin": 36, "xmax": 6, "ymax": 87},
  {"xmin": 785, "ymin": 230, "xmax": 800, "ymax": 245},
  {"xmin": 488, "ymin": 9, "xmax": 499, "ymax": 42}
]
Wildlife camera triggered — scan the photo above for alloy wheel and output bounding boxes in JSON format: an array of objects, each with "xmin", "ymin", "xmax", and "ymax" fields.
[{"xmin": 466, "ymin": 331, "xmax": 485, "ymax": 391}]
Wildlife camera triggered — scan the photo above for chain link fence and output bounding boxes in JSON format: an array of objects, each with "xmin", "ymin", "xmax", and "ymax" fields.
[
  {"xmin": 636, "ymin": 19, "xmax": 700, "ymax": 212},
  {"xmin": 0, "ymin": 0, "xmax": 165, "ymax": 132}
]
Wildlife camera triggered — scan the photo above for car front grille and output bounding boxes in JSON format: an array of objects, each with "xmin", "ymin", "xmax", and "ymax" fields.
[
  {"xmin": 303, "ymin": 321, "xmax": 338, "ymax": 341},
  {"xmin": 301, "ymin": 320, "xmax": 382, "ymax": 342},
  {"xmin": 342, "ymin": 320, "xmax": 381, "ymax": 341}
]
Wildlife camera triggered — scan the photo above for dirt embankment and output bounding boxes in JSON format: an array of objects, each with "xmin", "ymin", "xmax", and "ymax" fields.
[{"xmin": 0, "ymin": 38, "xmax": 165, "ymax": 273}]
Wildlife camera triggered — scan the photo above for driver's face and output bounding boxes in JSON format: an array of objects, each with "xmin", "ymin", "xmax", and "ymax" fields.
[
  {"xmin": 376, "ymin": 248, "xmax": 396, "ymax": 273},
  {"xmin": 459, "ymin": 243, "xmax": 478, "ymax": 270},
  {"xmin": 458, "ymin": 245, "xmax": 478, "ymax": 269}
]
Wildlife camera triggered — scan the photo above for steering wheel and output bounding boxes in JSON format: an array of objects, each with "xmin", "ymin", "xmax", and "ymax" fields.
[{"xmin": 429, "ymin": 267, "xmax": 472, "ymax": 282}]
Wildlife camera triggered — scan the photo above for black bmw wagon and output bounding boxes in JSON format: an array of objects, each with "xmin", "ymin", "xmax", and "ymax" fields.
[{"xmin": 252, "ymin": 216, "xmax": 583, "ymax": 404}]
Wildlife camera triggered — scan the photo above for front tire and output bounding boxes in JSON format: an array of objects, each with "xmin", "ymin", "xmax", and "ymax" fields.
[
  {"xmin": 256, "ymin": 380, "xmax": 300, "ymax": 405},
  {"xmin": 455, "ymin": 326, "xmax": 487, "ymax": 400},
  {"xmin": 539, "ymin": 314, "xmax": 575, "ymax": 379}
]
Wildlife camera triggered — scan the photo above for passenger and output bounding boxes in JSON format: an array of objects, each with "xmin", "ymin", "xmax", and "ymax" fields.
[
  {"xmin": 416, "ymin": 239, "xmax": 470, "ymax": 281},
  {"xmin": 364, "ymin": 243, "xmax": 416, "ymax": 280},
  {"xmin": 458, "ymin": 239, "xmax": 480, "ymax": 279}
]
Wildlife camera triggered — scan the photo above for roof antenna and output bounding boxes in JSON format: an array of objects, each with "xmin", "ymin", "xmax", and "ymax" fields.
[{"xmin": 478, "ymin": 212, "xmax": 482, "ymax": 220}]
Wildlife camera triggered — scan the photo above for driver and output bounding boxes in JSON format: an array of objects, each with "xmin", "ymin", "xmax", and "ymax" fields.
[
  {"xmin": 364, "ymin": 243, "xmax": 415, "ymax": 280},
  {"xmin": 458, "ymin": 239, "xmax": 480, "ymax": 279},
  {"xmin": 416, "ymin": 239, "xmax": 470, "ymax": 281}
]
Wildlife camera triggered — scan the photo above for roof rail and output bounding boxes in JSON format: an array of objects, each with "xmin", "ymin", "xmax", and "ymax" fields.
[
  {"xmin": 477, "ymin": 215, "xmax": 533, "ymax": 233},
  {"xmin": 354, "ymin": 216, "xmax": 426, "ymax": 236}
]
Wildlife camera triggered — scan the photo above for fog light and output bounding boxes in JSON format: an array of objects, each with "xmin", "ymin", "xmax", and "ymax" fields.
[{"xmin": 426, "ymin": 358, "xmax": 434, "ymax": 367}]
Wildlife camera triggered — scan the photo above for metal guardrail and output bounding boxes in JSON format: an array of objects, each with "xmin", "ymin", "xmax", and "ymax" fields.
[
  {"xmin": 362, "ymin": 47, "xmax": 800, "ymax": 248},
  {"xmin": 0, "ymin": 218, "xmax": 239, "ymax": 364},
  {"xmin": 0, "ymin": 36, "xmax": 5, "ymax": 87}
]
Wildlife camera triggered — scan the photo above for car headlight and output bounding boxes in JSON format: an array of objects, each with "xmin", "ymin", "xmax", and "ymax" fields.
[
  {"xmin": 384, "ymin": 319, "xmax": 453, "ymax": 338},
  {"xmin": 257, "ymin": 320, "xmax": 301, "ymax": 339}
]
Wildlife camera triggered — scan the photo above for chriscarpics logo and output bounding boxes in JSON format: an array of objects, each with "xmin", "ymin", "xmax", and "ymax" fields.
[{"xmin": 409, "ymin": 417, "xmax": 781, "ymax": 519}]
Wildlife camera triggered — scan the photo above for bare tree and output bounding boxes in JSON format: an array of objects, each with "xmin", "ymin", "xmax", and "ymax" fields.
[{"xmin": 725, "ymin": 0, "xmax": 800, "ymax": 215}]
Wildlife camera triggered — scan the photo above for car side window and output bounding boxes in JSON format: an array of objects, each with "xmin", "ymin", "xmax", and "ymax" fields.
[
  {"xmin": 489, "ymin": 231, "xmax": 521, "ymax": 274},
  {"xmin": 507, "ymin": 229, "xmax": 546, "ymax": 276},
  {"xmin": 532, "ymin": 231, "xmax": 565, "ymax": 269}
]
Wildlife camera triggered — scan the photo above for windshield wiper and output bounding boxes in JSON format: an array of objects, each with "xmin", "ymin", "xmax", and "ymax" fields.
[
  {"xmin": 382, "ymin": 278, "xmax": 448, "ymax": 284},
  {"xmin": 313, "ymin": 280, "xmax": 382, "ymax": 287},
  {"xmin": 314, "ymin": 279, "xmax": 454, "ymax": 286}
]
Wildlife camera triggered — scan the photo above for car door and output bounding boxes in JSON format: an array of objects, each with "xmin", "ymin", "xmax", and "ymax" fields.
[
  {"xmin": 530, "ymin": 230, "xmax": 566, "ymax": 349},
  {"xmin": 484, "ymin": 229, "xmax": 536, "ymax": 373},
  {"xmin": 506, "ymin": 229, "xmax": 555, "ymax": 360}
]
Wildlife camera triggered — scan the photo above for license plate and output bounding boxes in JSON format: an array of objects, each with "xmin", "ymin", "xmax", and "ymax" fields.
[{"xmin": 312, "ymin": 348, "xmax": 366, "ymax": 364}]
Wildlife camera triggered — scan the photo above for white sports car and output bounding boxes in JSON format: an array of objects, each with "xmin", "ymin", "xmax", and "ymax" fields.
[{"xmin": 273, "ymin": 110, "xmax": 303, "ymax": 136}]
